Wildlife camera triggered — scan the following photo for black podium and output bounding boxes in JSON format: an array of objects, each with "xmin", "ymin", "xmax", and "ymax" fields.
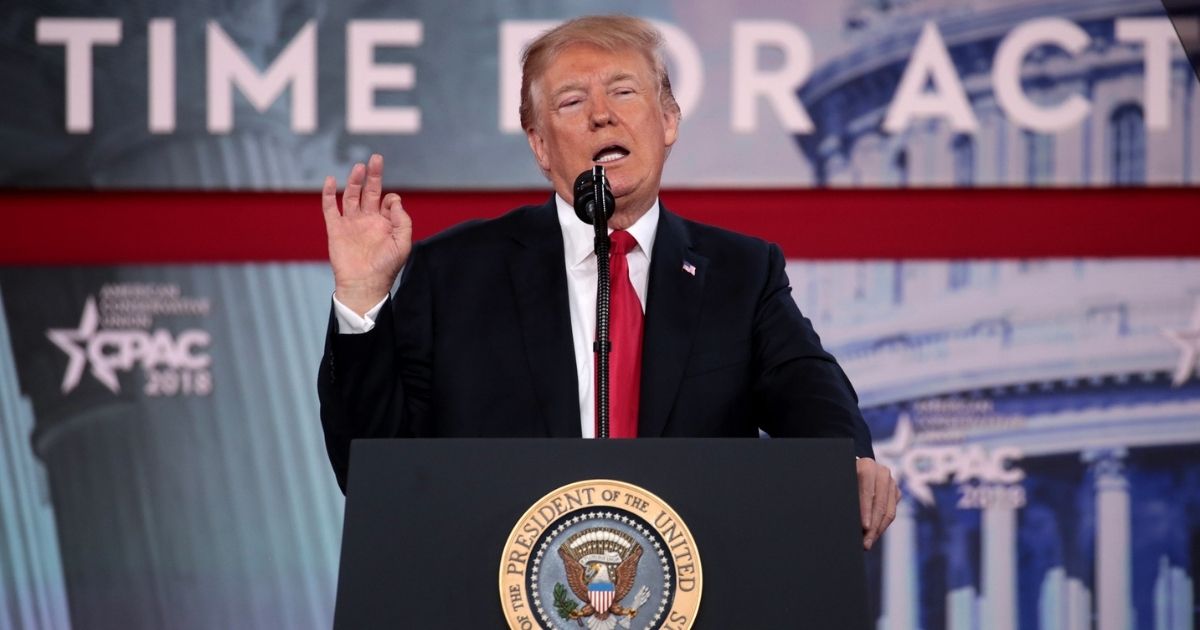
[{"xmin": 333, "ymin": 438, "xmax": 870, "ymax": 629}]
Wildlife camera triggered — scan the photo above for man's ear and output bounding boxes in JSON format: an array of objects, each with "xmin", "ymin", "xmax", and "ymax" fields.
[
  {"xmin": 526, "ymin": 126, "xmax": 552, "ymax": 174},
  {"xmin": 662, "ymin": 107, "xmax": 680, "ymax": 149}
]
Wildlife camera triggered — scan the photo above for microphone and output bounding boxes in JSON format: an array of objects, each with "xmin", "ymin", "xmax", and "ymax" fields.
[
  {"xmin": 572, "ymin": 166, "xmax": 615, "ymax": 225},
  {"xmin": 573, "ymin": 165, "xmax": 616, "ymax": 438}
]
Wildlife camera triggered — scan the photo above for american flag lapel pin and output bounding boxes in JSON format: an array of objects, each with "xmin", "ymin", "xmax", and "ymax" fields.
[{"xmin": 682, "ymin": 261, "xmax": 696, "ymax": 276}]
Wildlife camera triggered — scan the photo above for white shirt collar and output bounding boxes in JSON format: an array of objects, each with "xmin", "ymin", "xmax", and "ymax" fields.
[{"xmin": 555, "ymin": 194, "xmax": 659, "ymax": 268}]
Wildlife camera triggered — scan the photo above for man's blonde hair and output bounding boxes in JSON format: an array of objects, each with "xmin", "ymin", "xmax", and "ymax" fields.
[{"xmin": 519, "ymin": 15, "xmax": 681, "ymax": 131}]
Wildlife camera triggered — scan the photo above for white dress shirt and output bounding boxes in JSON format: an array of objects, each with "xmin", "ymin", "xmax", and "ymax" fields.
[{"xmin": 333, "ymin": 195, "xmax": 659, "ymax": 438}]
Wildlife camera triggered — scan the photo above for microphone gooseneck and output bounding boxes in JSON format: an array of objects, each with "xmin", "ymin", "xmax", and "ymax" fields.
[{"xmin": 573, "ymin": 166, "xmax": 615, "ymax": 438}]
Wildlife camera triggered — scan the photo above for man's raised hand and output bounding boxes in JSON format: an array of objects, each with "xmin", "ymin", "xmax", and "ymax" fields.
[{"xmin": 322, "ymin": 153, "xmax": 413, "ymax": 316}]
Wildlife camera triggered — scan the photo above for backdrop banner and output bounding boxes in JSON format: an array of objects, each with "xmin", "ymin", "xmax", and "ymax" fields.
[
  {"xmin": 1, "ymin": 260, "xmax": 1198, "ymax": 630},
  {"xmin": 1, "ymin": 0, "xmax": 1199, "ymax": 629},
  {"xmin": 1, "ymin": 0, "xmax": 1196, "ymax": 189}
]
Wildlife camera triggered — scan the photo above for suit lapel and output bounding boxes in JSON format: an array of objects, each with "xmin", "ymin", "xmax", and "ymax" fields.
[
  {"xmin": 508, "ymin": 199, "xmax": 582, "ymax": 437},
  {"xmin": 639, "ymin": 208, "xmax": 708, "ymax": 437}
]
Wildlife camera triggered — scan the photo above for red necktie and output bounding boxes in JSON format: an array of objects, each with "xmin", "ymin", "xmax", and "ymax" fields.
[{"xmin": 601, "ymin": 230, "xmax": 643, "ymax": 438}]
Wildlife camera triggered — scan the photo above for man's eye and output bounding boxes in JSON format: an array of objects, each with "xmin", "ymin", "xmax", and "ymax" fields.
[{"xmin": 559, "ymin": 98, "xmax": 582, "ymax": 108}]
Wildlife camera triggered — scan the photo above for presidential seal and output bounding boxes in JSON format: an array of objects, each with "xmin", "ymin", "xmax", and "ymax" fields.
[{"xmin": 500, "ymin": 480, "xmax": 702, "ymax": 630}]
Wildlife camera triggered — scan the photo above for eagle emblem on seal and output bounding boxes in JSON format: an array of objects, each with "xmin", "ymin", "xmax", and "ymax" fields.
[{"xmin": 555, "ymin": 527, "xmax": 652, "ymax": 627}]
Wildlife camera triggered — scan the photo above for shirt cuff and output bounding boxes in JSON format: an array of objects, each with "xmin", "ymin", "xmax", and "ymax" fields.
[{"xmin": 332, "ymin": 293, "xmax": 387, "ymax": 334}]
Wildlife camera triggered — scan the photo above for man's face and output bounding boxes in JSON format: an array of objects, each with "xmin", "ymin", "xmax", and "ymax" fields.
[{"xmin": 526, "ymin": 44, "xmax": 679, "ymax": 223}]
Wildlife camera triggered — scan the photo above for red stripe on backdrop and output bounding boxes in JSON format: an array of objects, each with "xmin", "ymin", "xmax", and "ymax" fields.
[{"xmin": 1, "ymin": 187, "xmax": 1197, "ymax": 264}]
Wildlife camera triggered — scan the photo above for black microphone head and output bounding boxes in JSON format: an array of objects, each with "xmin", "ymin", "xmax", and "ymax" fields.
[{"xmin": 572, "ymin": 166, "xmax": 615, "ymax": 225}]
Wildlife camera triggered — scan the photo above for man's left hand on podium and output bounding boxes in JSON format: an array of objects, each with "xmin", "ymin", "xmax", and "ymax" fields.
[{"xmin": 856, "ymin": 458, "xmax": 899, "ymax": 550}]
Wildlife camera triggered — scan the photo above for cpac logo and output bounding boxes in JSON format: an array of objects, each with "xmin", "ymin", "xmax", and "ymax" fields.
[
  {"xmin": 46, "ymin": 297, "xmax": 211, "ymax": 394},
  {"xmin": 874, "ymin": 416, "xmax": 1025, "ymax": 506}
]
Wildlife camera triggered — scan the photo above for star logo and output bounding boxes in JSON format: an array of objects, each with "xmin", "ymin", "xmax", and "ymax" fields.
[
  {"xmin": 872, "ymin": 415, "xmax": 918, "ymax": 498},
  {"xmin": 46, "ymin": 297, "xmax": 120, "ymax": 393},
  {"xmin": 44, "ymin": 287, "xmax": 213, "ymax": 398},
  {"xmin": 871, "ymin": 413, "xmax": 1024, "ymax": 506},
  {"xmin": 1161, "ymin": 300, "xmax": 1200, "ymax": 388},
  {"xmin": 873, "ymin": 415, "xmax": 912, "ymax": 458}
]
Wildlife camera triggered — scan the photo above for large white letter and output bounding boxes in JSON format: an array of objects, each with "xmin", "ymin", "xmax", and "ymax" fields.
[
  {"xmin": 207, "ymin": 20, "xmax": 316, "ymax": 133},
  {"xmin": 993, "ymin": 18, "xmax": 1090, "ymax": 133},
  {"xmin": 347, "ymin": 20, "xmax": 422, "ymax": 134},
  {"xmin": 1116, "ymin": 18, "xmax": 1177, "ymax": 131},
  {"xmin": 651, "ymin": 20, "xmax": 704, "ymax": 121},
  {"xmin": 731, "ymin": 20, "xmax": 813, "ymax": 133},
  {"xmin": 498, "ymin": 20, "xmax": 558, "ymax": 133},
  {"xmin": 35, "ymin": 18, "xmax": 122, "ymax": 133},
  {"xmin": 148, "ymin": 19, "xmax": 175, "ymax": 133},
  {"xmin": 883, "ymin": 22, "xmax": 977, "ymax": 133}
]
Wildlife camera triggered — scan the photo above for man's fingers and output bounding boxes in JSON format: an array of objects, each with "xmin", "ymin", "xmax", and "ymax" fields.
[
  {"xmin": 385, "ymin": 194, "xmax": 414, "ymax": 253},
  {"xmin": 881, "ymin": 480, "xmax": 899, "ymax": 534},
  {"xmin": 363, "ymin": 154, "xmax": 384, "ymax": 214},
  {"xmin": 857, "ymin": 460, "xmax": 875, "ymax": 530},
  {"xmin": 342, "ymin": 162, "xmax": 365, "ymax": 215},
  {"xmin": 858, "ymin": 459, "xmax": 894, "ymax": 550},
  {"xmin": 385, "ymin": 193, "xmax": 410, "ymax": 224},
  {"xmin": 383, "ymin": 193, "xmax": 402, "ymax": 215},
  {"xmin": 867, "ymin": 465, "xmax": 892, "ymax": 542},
  {"xmin": 321, "ymin": 175, "xmax": 339, "ymax": 222}
]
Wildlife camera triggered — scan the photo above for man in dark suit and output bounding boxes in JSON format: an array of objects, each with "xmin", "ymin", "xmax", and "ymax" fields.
[{"xmin": 318, "ymin": 15, "xmax": 898, "ymax": 549}]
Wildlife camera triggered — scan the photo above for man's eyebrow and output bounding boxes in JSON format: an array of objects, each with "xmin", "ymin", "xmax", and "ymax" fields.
[
  {"xmin": 547, "ymin": 72, "xmax": 643, "ymax": 101},
  {"xmin": 549, "ymin": 82, "xmax": 586, "ymax": 101}
]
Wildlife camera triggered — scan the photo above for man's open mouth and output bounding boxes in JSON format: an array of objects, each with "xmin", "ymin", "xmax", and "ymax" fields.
[{"xmin": 592, "ymin": 145, "xmax": 630, "ymax": 164}]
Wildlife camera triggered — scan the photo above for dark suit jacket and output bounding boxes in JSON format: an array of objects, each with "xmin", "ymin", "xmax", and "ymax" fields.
[{"xmin": 318, "ymin": 198, "xmax": 873, "ymax": 491}]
